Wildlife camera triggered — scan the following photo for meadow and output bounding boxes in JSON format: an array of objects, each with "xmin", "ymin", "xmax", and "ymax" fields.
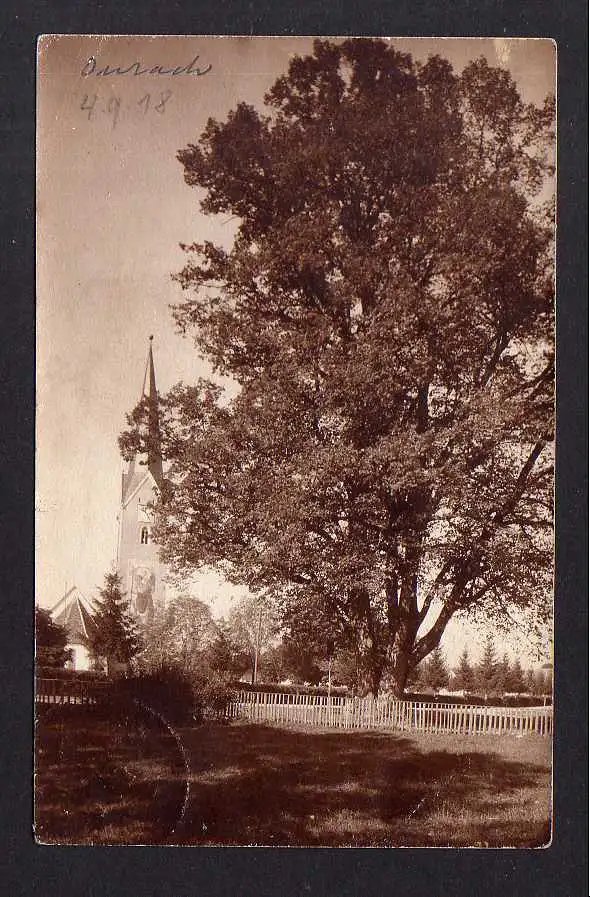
[{"xmin": 35, "ymin": 705, "xmax": 551, "ymax": 847}]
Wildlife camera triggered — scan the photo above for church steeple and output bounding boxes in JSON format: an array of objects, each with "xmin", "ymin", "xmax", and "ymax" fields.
[
  {"xmin": 142, "ymin": 335, "xmax": 164, "ymax": 487},
  {"xmin": 121, "ymin": 337, "xmax": 164, "ymax": 504},
  {"xmin": 117, "ymin": 337, "xmax": 168, "ymax": 620}
]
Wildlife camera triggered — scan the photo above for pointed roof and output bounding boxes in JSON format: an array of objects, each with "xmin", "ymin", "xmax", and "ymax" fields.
[
  {"xmin": 50, "ymin": 587, "xmax": 97, "ymax": 646},
  {"xmin": 122, "ymin": 336, "xmax": 164, "ymax": 502},
  {"xmin": 143, "ymin": 336, "xmax": 164, "ymax": 487}
]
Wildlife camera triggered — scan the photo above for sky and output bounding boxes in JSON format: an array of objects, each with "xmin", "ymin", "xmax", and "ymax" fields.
[{"xmin": 36, "ymin": 36, "xmax": 555, "ymax": 666}]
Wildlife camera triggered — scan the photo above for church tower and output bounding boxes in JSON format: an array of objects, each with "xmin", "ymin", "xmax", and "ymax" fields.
[{"xmin": 117, "ymin": 337, "xmax": 168, "ymax": 622}]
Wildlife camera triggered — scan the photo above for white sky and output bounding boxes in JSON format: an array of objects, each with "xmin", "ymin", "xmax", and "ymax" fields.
[{"xmin": 36, "ymin": 36, "xmax": 555, "ymax": 666}]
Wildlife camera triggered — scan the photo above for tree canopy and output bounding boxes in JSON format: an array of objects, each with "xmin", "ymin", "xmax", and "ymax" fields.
[
  {"xmin": 121, "ymin": 39, "xmax": 555, "ymax": 696},
  {"xmin": 139, "ymin": 593, "xmax": 223, "ymax": 678},
  {"xmin": 225, "ymin": 594, "xmax": 281, "ymax": 682}
]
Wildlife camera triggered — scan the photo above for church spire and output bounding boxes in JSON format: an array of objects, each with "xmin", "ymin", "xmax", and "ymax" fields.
[
  {"xmin": 142, "ymin": 336, "xmax": 164, "ymax": 487},
  {"xmin": 121, "ymin": 337, "xmax": 164, "ymax": 504}
]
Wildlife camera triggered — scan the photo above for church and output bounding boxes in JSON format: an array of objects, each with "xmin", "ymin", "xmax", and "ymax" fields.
[
  {"xmin": 116, "ymin": 337, "xmax": 169, "ymax": 622},
  {"xmin": 49, "ymin": 339, "xmax": 170, "ymax": 667}
]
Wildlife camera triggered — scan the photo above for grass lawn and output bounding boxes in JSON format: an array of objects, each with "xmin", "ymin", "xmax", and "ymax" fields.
[
  {"xmin": 35, "ymin": 710, "xmax": 551, "ymax": 847},
  {"xmin": 35, "ymin": 704, "xmax": 188, "ymax": 845}
]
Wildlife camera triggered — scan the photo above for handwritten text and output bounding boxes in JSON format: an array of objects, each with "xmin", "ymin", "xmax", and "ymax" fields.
[
  {"xmin": 81, "ymin": 54, "xmax": 212, "ymax": 78},
  {"xmin": 80, "ymin": 91, "xmax": 173, "ymax": 128}
]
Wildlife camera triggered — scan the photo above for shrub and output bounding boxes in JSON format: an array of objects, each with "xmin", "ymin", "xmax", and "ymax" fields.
[
  {"xmin": 35, "ymin": 607, "xmax": 72, "ymax": 668},
  {"xmin": 97, "ymin": 665, "xmax": 196, "ymax": 726},
  {"xmin": 191, "ymin": 673, "xmax": 237, "ymax": 722},
  {"xmin": 95, "ymin": 665, "xmax": 239, "ymax": 726}
]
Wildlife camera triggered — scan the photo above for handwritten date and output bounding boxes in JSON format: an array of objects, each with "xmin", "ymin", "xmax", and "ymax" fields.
[{"xmin": 80, "ymin": 91, "xmax": 172, "ymax": 128}]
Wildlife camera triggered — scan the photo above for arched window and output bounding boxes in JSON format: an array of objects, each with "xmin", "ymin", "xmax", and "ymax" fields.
[{"xmin": 140, "ymin": 526, "xmax": 150, "ymax": 545}]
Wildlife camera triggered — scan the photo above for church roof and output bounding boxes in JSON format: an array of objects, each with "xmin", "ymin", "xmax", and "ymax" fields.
[{"xmin": 51, "ymin": 587, "xmax": 97, "ymax": 646}]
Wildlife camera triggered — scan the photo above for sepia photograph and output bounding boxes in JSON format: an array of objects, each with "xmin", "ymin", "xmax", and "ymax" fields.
[{"xmin": 35, "ymin": 35, "xmax": 555, "ymax": 847}]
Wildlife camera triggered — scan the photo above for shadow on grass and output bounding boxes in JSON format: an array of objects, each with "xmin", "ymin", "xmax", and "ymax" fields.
[
  {"xmin": 174, "ymin": 723, "xmax": 551, "ymax": 847},
  {"xmin": 35, "ymin": 710, "xmax": 551, "ymax": 847},
  {"xmin": 35, "ymin": 704, "xmax": 188, "ymax": 845}
]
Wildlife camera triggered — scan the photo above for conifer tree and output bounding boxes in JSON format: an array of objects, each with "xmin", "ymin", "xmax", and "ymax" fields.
[
  {"xmin": 453, "ymin": 647, "xmax": 474, "ymax": 692},
  {"xmin": 524, "ymin": 667, "xmax": 536, "ymax": 694},
  {"xmin": 508, "ymin": 656, "xmax": 526, "ymax": 693},
  {"xmin": 421, "ymin": 645, "xmax": 450, "ymax": 692},
  {"xmin": 404, "ymin": 660, "xmax": 423, "ymax": 689},
  {"xmin": 540, "ymin": 665, "xmax": 553, "ymax": 696},
  {"xmin": 206, "ymin": 623, "xmax": 252, "ymax": 679},
  {"xmin": 475, "ymin": 634, "xmax": 499, "ymax": 697},
  {"xmin": 495, "ymin": 652, "xmax": 512, "ymax": 695},
  {"xmin": 90, "ymin": 572, "xmax": 142, "ymax": 676}
]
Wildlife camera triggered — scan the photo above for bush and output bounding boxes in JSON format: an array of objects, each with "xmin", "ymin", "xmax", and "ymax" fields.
[
  {"xmin": 95, "ymin": 665, "xmax": 239, "ymax": 726},
  {"xmin": 98, "ymin": 665, "xmax": 196, "ymax": 726},
  {"xmin": 191, "ymin": 673, "xmax": 237, "ymax": 722}
]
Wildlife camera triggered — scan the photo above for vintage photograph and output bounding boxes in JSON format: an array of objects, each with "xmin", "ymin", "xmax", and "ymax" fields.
[{"xmin": 36, "ymin": 35, "xmax": 555, "ymax": 847}]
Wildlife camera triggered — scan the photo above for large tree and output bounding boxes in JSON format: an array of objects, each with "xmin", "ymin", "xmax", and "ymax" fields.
[
  {"xmin": 225, "ymin": 594, "xmax": 281, "ymax": 683},
  {"xmin": 121, "ymin": 39, "xmax": 554, "ymax": 696},
  {"xmin": 205, "ymin": 621, "xmax": 252, "ymax": 679},
  {"xmin": 138, "ymin": 594, "xmax": 218, "ymax": 677}
]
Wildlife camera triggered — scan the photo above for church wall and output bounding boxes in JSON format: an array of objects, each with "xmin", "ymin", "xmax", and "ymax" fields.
[{"xmin": 67, "ymin": 641, "xmax": 93, "ymax": 672}]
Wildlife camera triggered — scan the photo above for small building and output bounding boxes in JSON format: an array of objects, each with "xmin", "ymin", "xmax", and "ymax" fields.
[{"xmin": 49, "ymin": 586, "xmax": 98, "ymax": 671}]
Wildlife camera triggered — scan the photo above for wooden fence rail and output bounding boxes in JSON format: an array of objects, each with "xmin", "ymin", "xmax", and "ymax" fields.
[
  {"xmin": 35, "ymin": 680, "xmax": 552, "ymax": 736},
  {"xmin": 36, "ymin": 678, "xmax": 108, "ymax": 706},
  {"xmin": 227, "ymin": 691, "xmax": 553, "ymax": 737}
]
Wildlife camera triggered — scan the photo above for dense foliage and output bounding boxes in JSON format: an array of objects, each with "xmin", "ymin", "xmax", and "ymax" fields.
[
  {"xmin": 138, "ymin": 594, "xmax": 218, "ymax": 676},
  {"xmin": 121, "ymin": 39, "xmax": 554, "ymax": 695},
  {"xmin": 35, "ymin": 607, "xmax": 72, "ymax": 669}
]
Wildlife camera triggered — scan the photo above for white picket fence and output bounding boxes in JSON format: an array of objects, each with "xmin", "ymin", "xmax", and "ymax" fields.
[
  {"xmin": 35, "ymin": 680, "xmax": 553, "ymax": 736},
  {"xmin": 36, "ymin": 677, "xmax": 108, "ymax": 706},
  {"xmin": 227, "ymin": 690, "xmax": 553, "ymax": 737}
]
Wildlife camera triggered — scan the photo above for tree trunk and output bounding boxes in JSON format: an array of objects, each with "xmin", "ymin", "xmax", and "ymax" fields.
[
  {"xmin": 367, "ymin": 663, "xmax": 383, "ymax": 699},
  {"xmin": 389, "ymin": 618, "xmax": 419, "ymax": 698},
  {"xmin": 389, "ymin": 654, "xmax": 410, "ymax": 699},
  {"xmin": 358, "ymin": 667, "xmax": 383, "ymax": 699}
]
